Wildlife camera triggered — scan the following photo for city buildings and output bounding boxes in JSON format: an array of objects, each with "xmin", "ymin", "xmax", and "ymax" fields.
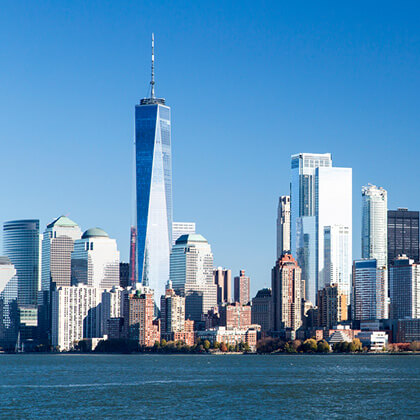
[
  {"xmin": 213, "ymin": 267, "xmax": 231, "ymax": 304},
  {"xmin": 135, "ymin": 36, "xmax": 172, "ymax": 303},
  {"xmin": 251, "ymin": 288, "xmax": 272, "ymax": 333},
  {"xmin": 316, "ymin": 284, "xmax": 347, "ymax": 329},
  {"xmin": 277, "ymin": 195, "xmax": 290, "ymax": 258},
  {"xmin": 119, "ymin": 262, "xmax": 130, "ymax": 288},
  {"xmin": 389, "ymin": 255, "xmax": 420, "ymax": 319},
  {"xmin": 101, "ymin": 286, "xmax": 123, "ymax": 336},
  {"xmin": 172, "ymin": 222, "xmax": 196, "ymax": 246},
  {"xmin": 3, "ymin": 219, "xmax": 41, "ymax": 306},
  {"xmin": 361, "ymin": 185, "xmax": 388, "ymax": 268},
  {"xmin": 219, "ymin": 302, "xmax": 252, "ymax": 329},
  {"xmin": 71, "ymin": 228, "xmax": 120, "ymax": 290},
  {"xmin": 271, "ymin": 254, "xmax": 303, "ymax": 335},
  {"xmin": 170, "ymin": 234, "xmax": 217, "ymax": 322},
  {"xmin": 234, "ymin": 270, "xmax": 250, "ymax": 305},
  {"xmin": 196, "ymin": 326, "xmax": 258, "ymax": 351},
  {"xmin": 387, "ymin": 208, "xmax": 419, "ymax": 266},
  {"xmin": 352, "ymin": 259, "xmax": 388, "ymax": 321}
]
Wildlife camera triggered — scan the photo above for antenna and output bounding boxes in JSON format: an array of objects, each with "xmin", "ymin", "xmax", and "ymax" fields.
[{"xmin": 150, "ymin": 33, "xmax": 155, "ymax": 99}]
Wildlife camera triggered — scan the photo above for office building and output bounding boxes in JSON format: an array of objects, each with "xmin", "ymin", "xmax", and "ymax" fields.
[
  {"xmin": 234, "ymin": 270, "xmax": 250, "ymax": 304},
  {"xmin": 170, "ymin": 234, "xmax": 217, "ymax": 321},
  {"xmin": 51, "ymin": 284, "xmax": 101, "ymax": 351},
  {"xmin": 71, "ymin": 228, "xmax": 120, "ymax": 290},
  {"xmin": 323, "ymin": 225, "xmax": 351, "ymax": 299},
  {"xmin": 271, "ymin": 254, "xmax": 303, "ymax": 334},
  {"xmin": 389, "ymin": 255, "xmax": 420, "ymax": 319},
  {"xmin": 3, "ymin": 219, "xmax": 41, "ymax": 306},
  {"xmin": 172, "ymin": 222, "xmax": 196, "ymax": 246},
  {"xmin": 316, "ymin": 284, "xmax": 347, "ymax": 329},
  {"xmin": 251, "ymin": 288, "xmax": 272, "ymax": 332},
  {"xmin": 352, "ymin": 259, "xmax": 388, "ymax": 321},
  {"xmin": 277, "ymin": 196, "xmax": 290, "ymax": 258},
  {"xmin": 135, "ymin": 35, "xmax": 172, "ymax": 303},
  {"xmin": 160, "ymin": 282, "xmax": 185, "ymax": 333},
  {"xmin": 119, "ymin": 262, "xmax": 130, "ymax": 288},
  {"xmin": 362, "ymin": 185, "xmax": 388, "ymax": 268},
  {"xmin": 388, "ymin": 208, "xmax": 419, "ymax": 266},
  {"xmin": 213, "ymin": 267, "xmax": 231, "ymax": 304}
]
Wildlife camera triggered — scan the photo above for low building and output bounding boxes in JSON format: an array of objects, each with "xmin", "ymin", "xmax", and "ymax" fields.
[
  {"xmin": 396, "ymin": 318, "xmax": 420, "ymax": 343},
  {"xmin": 197, "ymin": 326, "xmax": 258, "ymax": 351},
  {"xmin": 219, "ymin": 302, "xmax": 251, "ymax": 329},
  {"xmin": 357, "ymin": 331, "xmax": 388, "ymax": 351},
  {"xmin": 163, "ymin": 319, "xmax": 195, "ymax": 346}
]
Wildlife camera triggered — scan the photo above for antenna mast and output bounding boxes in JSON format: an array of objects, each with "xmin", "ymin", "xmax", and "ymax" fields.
[{"xmin": 150, "ymin": 33, "xmax": 155, "ymax": 99}]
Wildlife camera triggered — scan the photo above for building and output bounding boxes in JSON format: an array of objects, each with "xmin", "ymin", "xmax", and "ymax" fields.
[
  {"xmin": 323, "ymin": 225, "xmax": 351, "ymax": 300},
  {"xmin": 213, "ymin": 267, "xmax": 231, "ymax": 304},
  {"xmin": 0, "ymin": 257, "xmax": 18, "ymax": 348},
  {"xmin": 170, "ymin": 234, "xmax": 217, "ymax": 322},
  {"xmin": 362, "ymin": 185, "xmax": 388, "ymax": 268},
  {"xmin": 101, "ymin": 286, "xmax": 123, "ymax": 336},
  {"xmin": 272, "ymin": 254, "xmax": 303, "ymax": 335},
  {"xmin": 396, "ymin": 318, "xmax": 420, "ymax": 343},
  {"xmin": 316, "ymin": 284, "xmax": 347, "ymax": 329},
  {"xmin": 234, "ymin": 270, "xmax": 250, "ymax": 305},
  {"xmin": 356, "ymin": 331, "xmax": 388, "ymax": 351},
  {"xmin": 172, "ymin": 222, "xmax": 196, "ymax": 246},
  {"xmin": 197, "ymin": 326, "xmax": 258, "ymax": 351},
  {"xmin": 123, "ymin": 285, "xmax": 160, "ymax": 347},
  {"xmin": 71, "ymin": 228, "xmax": 120, "ymax": 290},
  {"xmin": 277, "ymin": 195, "xmax": 290, "ymax": 258},
  {"xmin": 352, "ymin": 259, "xmax": 388, "ymax": 321},
  {"xmin": 51, "ymin": 284, "xmax": 101, "ymax": 351},
  {"xmin": 219, "ymin": 302, "xmax": 251, "ymax": 329},
  {"xmin": 3, "ymin": 219, "xmax": 41, "ymax": 306},
  {"xmin": 251, "ymin": 288, "xmax": 272, "ymax": 333},
  {"xmin": 135, "ymin": 35, "xmax": 172, "ymax": 303},
  {"xmin": 119, "ymin": 262, "xmax": 130, "ymax": 288},
  {"xmin": 389, "ymin": 255, "xmax": 420, "ymax": 319},
  {"xmin": 290, "ymin": 153, "xmax": 352, "ymax": 305},
  {"xmin": 388, "ymin": 208, "xmax": 419, "ymax": 266}
]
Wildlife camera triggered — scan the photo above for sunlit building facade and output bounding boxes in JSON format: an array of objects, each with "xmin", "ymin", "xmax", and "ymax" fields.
[{"xmin": 277, "ymin": 195, "xmax": 290, "ymax": 258}]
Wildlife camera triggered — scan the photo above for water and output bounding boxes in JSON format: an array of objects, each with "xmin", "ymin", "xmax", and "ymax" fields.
[{"xmin": 0, "ymin": 354, "xmax": 419, "ymax": 418}]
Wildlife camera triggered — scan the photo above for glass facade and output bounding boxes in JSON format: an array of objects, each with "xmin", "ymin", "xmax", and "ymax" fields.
[
  {"xmin": 135, "ymin": 99, "xmax": 172, "ymax": 303},
  {"xmin": 3, "ymin": 220, "xmax": 40, "ymax": 306}
]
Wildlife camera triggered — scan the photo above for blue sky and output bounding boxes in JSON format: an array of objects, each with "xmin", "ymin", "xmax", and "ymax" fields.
[{"xmin": 0, "ymin": 1, "xmax": 419, "ymax": 295}]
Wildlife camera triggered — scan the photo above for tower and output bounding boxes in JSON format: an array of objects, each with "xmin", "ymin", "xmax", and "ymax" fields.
[
  {"xmin": 277, "ymin": 195, "xmax": 291, "ymax": 258},
  {"xmin": 135, "ymin": 34, "xmax": 173, "ymax": 303}
]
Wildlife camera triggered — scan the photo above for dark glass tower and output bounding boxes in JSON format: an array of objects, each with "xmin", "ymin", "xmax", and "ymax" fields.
[
  {"xmin": 135, "ymin": 34, "xmax": 172, "ymax": 302},
  {"xmin": 387, "ymin": 208, "xmax": 419, "ymax": 265}
]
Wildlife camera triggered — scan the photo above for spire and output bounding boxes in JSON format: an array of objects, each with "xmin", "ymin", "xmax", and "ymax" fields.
[{"xmin": 150, "ymin": 33, "xmax": 155, "ymax": 99}]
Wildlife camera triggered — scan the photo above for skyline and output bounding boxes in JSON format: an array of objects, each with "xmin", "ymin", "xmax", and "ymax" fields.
[{"xmin": 1, "ymin": 2, "xmax": 420, "ymax": 295}]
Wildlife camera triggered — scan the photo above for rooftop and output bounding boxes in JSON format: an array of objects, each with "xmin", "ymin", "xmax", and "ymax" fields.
[
  {"xmin": 47, "ymin": 215, "xmax": 78, "ymax": 229},
  {"xmin": 82, "ymin": 227, "xmax": 109, "ymax": 239},
  {"xmin": 175, "ymin": 233, "xmax": 208, "ymax": 245}
]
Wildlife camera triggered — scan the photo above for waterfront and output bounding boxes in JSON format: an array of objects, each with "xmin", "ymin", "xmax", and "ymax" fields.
[{"xmin": 0, "ymin": 354, "xmax": 419, "ymax": 418}]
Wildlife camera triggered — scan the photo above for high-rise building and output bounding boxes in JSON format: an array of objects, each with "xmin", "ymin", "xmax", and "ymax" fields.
[
  {"xmin": 0, "ymin": 257, "xmax": 19, "ymax": 348},
  {"xmin": 172, "ymin": 222, "xmax": 196, "ymax": 246},
  {"xmin": 219, "ymin": 302, "xmax": 251, "ymax": 329},
  {"xmin": 389, "ymin": 255, "xmax": 420, "ymax": 319},
  {"xmin": 271, "ymin": 254, "xmax": 303, "ymax": 334},
  {"xmin": 323, "ymin": 225, "xmax": 351, "ymax": 299},
  {"xmin": 119, "ymin": 262, "xmax": 130, "ymax": 288},
  {"xmin": 213, "ymin": 267, "xmax": 231, "ymax": 304},
  {"xmin": 160, "ymin": 282, "xmax": 185, "ymax": 334},
  {"xmin": 362, "ymin": 185, "xmax": 388, "ymax": 268},
  {"xmin": 71, "ymin": 228, "xmax": 120, "ymax": 290},
  {"xmin": 3, "ymin": 219, "xmax": 41, "ymax": 306},
  {"xmin": 234, "ymin": 270, "xmax": 250, "ymax": 305},
  {"xmin": 316, "ymin": 284, "xmax": 347, "ymax": 329},
  {"xmin": 277, "ymin": 196, "xmax": 290, "ymax": 258},
  {"xmin": 135, "ymin": 35, "xmax": 172, "ymax": 303},
  {"xmin": 101, "ymin": 286, "xmax": 123, "ymax": 336},
  {"xmin": 170, "ymin": 234, "xmax": 217, "ymax": 322},
  {"xmin": 251, "ymin": 288, "xmax": 272, "ymax": 333},
  {"xmin": 388, "ymin": 208, "xmax": 419, "ymax": 266},
  {"xmin": 51, "ymin": 284, "xmax": 101, "ymax": 351},
  {"xmin": 352, "ymin": 259, "xmax": 388, "ymax": 321},
  {"xmin": 290, "ymin": 153, "xmax": 352, "ymax": 305}
]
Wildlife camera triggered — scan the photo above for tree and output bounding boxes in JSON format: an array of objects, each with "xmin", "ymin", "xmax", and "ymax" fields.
[
  {"xmin": 160, "ymin": 339, "xmax": 167, "ymax": 348},
  {"xmin": 350, "ymin": 339, "xmax": 362, "ymax": 352},
  {"xmin": 213, "ymin": 341, "xmax": 220, "ymax": 349},
  {"xmin": 203, "ymin": 340, "xmax": 211, "ymax": 351},
  {"xmin": 220, "ymin": 342, "xmax": 228, "ymax": 352},
  {"xmin": 317, "ymin": 340, "xmax": 330, "ymax": 353},
  {"xmin": 409, "ymin": 341, "xmax": 420, "ymax": 351},
  {"xmin": 302, "ymin": 339, "xmax": 317, "ymax": 353},
  {"xmin": 243, "ymin": 342, "xmax": 250, "ymax": 353}
]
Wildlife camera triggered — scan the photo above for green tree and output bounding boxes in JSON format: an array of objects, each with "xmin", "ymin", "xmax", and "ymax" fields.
[
  {"xmin": 302, "ymin": 339, "xmax": 317, "ymax": 353},
  {"xmin": 243, "ymin": 342, "xmax": 250, "ymax": 353},
  {"xmin": 350, "ymin": 338, "xmax": 362, "ymax": 352},
  {"xmin": 203, "ymin": 340, "xmax": 211, "ymax": 351},
  {"xmin": 213, "ymin": 341, "xmax": 220, "ymax": 349},
  {"xmin": 317, "ymin": 340, "xmax": 330, "ymax": 353},
  {"xmin": 160, "ymin": 339, "xmax": 167, "ymax": 348}
]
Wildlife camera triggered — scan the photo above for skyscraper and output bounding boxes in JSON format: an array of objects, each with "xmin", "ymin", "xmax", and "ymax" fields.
[
  {"xmin": 388, "ymin": 208, "xmax": 419, "ymax": 266},
  {"xmin": 277, "ymin": 196, "xmax": 290, "ymax": 258},
  {"xmin": 136, "ymin": 34, "xmax": 172, "ymax": 303},
  {"xmin": 362, "ymin": 184, "xmax": 388, "ymax": 268},
  {"xmin": 234, "ymin": 270, "xmax": 250, "ymax": 305},
  {"xmin": 213, "ymin": 267, "xmax": 231, "ymax": 304},
  {"xmin": 3, "ymin": 220, "xmax": 41, "ymax": 306},
  {"xmin": 172, "ymin": 222, "xmax": 196, "ymax": 246}
]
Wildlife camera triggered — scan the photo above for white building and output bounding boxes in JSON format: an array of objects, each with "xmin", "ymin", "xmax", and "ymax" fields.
[
  {"xmin": 357, "ymin": 331, "xmax": 388, "ymax": 351},
  {"xmin": 276, "ymin": 196, "xmax": 290, "ymax": 258},
  {"xmin": 172, "ymin": 222, "xmax": 196, "ymax": 246},
  {"xmin": 362, "ymin": 185, "xmax": 388, "ymax": 268},
  {"xmin": 51, "ymin": 284, "xmax": 102, "ymax": 351},
  {"xmin": 71, "ymin": 228, "xmax": 120, "ymax": 290},
  {"xmin": 170, "ymin": 234, "xmax": 217, "ymax": 321},
  {"xmin": 324, "ymin": 225, "xmax": 351, "ymax": 299},
  {"xmin": 0, "ymin": 257, "xmax": 18, "ymax": 345},
  {"xmin": 101, "ymin": 286, "xmax": 124, "ymax": 336}
]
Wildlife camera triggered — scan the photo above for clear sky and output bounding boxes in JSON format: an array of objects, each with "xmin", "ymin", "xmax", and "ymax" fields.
[{"xmin": 0, "ymin": 1, "xmax": 419, "ymax": 295}]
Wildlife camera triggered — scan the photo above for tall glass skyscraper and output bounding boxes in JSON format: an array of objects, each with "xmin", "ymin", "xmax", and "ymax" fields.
[
  {"xmin": 135, "ymin": 35, "xmax": 172, "ymax": 303},
  {"xmin": 3, "ymin": 219, "xmax": 41, "ymax": 306}
]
